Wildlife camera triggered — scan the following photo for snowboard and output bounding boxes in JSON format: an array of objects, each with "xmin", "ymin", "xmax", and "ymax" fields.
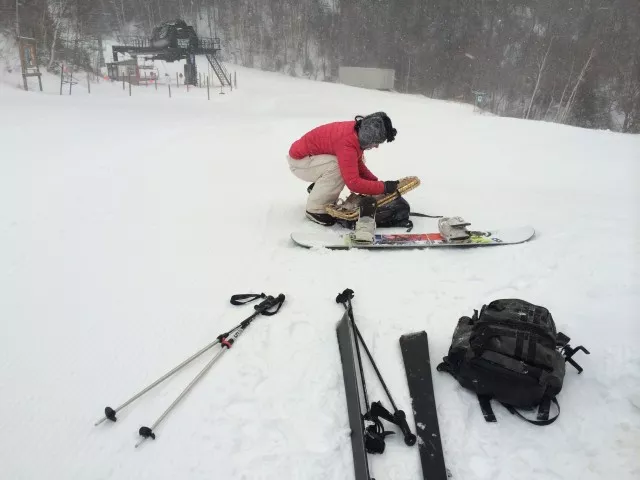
[
  {"xmin": 399, "ymin": 331, "xmax": 449, "ymax": 480},
  {"xmin": 291, "ymin": 226, "xmax": 535, "ymax": 250}
]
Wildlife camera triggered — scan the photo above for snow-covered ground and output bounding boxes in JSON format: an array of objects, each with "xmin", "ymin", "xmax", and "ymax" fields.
[{"xmin": 1, "ymin": 53, "xmax": 639, "ymax": 480}]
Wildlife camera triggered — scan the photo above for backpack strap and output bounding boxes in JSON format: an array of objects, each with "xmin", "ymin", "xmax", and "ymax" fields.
[
  {"xmin": 477, "ymin": 395, "xmax": 560, "ymax": 426},
  {"xmin": 537, "ymin": 395, "xmax": 552, "ymax": 420},
  {"xmin": 399, "ymin": 219, "xmax": 414, "ymax": 232},
  {"xmin": 477, "ymin": 394, "xmax": 497, "ymax": 422},
  {"xmin": 409, "ymin": 212, "xmax": 443, "ymax": 219},
  {"xmin": 404, "ymin": 212, "xmax": 443, "ymax": 232},
  {"xmin": 501, "ymin": 397, "xmax": 560, "ymax": 426}
]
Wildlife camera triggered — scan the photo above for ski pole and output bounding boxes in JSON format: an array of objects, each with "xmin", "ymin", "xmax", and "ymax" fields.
[
  {"xmin": 94, "ymin": 293, "xmax": 270, "ymax": 426},
  {"xmin": 337, "ymin": 289, "xmax": 397, "ymax": 408},
  {"xmin": 95, "ymin": 336, "xmax": 223, "ymax": 426},
  {"xmin": 136, "ymin": 346, "xmax": 226, "ymax": 447},
  {"xmin": 135, "ymin": 293, "xmax": 285, "ymax": 447},
  {"xmin": 336, "ymin": 289, "xmax": 416, "ymax": 447}
]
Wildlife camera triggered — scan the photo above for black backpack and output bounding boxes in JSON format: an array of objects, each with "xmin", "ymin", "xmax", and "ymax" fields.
[
  {"xmin": 336, "ymin": 196, "xmax": 415, "ymax": 231},
  {"xmin": 437, "ymin": 299, "xmax": 589, "ymax": 426},
  {"xmin": 376, "ymin": 196, "xmax": 413, "ymax": 229}
]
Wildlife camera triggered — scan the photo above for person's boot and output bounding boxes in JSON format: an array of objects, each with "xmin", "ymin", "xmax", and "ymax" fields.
[{"xmin": 306, "ymin": 210, "xmax": 336, "ymax": 226}]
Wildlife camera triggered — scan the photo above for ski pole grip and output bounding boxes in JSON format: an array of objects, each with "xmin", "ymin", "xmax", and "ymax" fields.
[
  {"xmin": 256, "ymin": 293, "xmax": 286, "ymax": 316},
  {"xmin": 394, "ymin": 410, "xmax": 417, "ymax": 446},
  {"xmin": 335, "ymin": 289, "xmax": 354, "ymax": 304}
]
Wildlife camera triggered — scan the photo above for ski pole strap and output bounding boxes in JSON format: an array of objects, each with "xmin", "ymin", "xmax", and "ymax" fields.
[
  {"xmin": 230, "ymin": 293, "xmax": 266, "ymax": 305},
  {"xmin": 364, "ymin": 424, "xmax": 387, "ymax": 454}
]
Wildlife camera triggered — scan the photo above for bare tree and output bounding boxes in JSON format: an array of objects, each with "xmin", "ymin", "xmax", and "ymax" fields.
[
  {"xmin": 559, "ymin": 47, "xmax": 596, "ymax": 124},
  {"xmin": 525, "ymin": 37, "xmax": 554, "ymax": 120},
  {"xmin": 555, "ymin": 58, "xmax": 575, "ymax": 123},
  {"xmin": 47, "ymin": 0, "xmax": 72, "ymax": 70}
]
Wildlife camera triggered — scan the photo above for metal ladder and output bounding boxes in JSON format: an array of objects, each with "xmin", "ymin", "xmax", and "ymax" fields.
[{"xmin": 206, "ymin": 54, "xmax": 232, "ymax": 87}]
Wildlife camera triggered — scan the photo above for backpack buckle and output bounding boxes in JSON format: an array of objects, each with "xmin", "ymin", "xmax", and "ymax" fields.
[
  {"xmin": 556, "ymin": 332, "xmax": 590, "ymax": 373},
  {"xmin": 562, "ymin": 344, "xmax": 590, "ymax": 374},
  {"xmin": 556, "ymin": 332, "xmax": 571, "ymax": 348}
]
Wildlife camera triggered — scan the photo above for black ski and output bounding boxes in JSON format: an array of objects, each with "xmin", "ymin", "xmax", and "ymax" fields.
[
  {"xmin": 399, "ymin": 331, "xmax": 449, "ymax": 480},
  {"xmin": 336, "ymin": 311, "xmax": 373, "ymax": 480}
]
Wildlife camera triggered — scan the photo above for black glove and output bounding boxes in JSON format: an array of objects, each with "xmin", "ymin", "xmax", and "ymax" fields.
[{"xmin": 383, "ymin": 180, "xmax": 399, "ymax": 194}]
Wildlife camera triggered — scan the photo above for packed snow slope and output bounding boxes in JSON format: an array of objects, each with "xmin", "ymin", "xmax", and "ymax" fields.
[{"xmin": 1, "ymin": 57, "xmax": 639, "ymax": 480}]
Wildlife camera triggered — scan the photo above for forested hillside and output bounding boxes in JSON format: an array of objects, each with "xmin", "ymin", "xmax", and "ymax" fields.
[{"xmin": 1, "ymin": 0, "xmax": 638, "ymax": 131}]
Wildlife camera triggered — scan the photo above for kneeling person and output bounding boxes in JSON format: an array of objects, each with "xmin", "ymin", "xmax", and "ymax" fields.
[{"xmin": 287, "ymin": 112, "xmax": 400, "ymax": 226}]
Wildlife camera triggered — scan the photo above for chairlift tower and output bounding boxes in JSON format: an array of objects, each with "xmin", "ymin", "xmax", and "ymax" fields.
[{"xmin": 110, "ymin": 19, "xmax": 231, "ymax": 87}]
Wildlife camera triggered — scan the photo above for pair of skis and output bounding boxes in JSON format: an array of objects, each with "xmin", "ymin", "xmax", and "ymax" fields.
[{"xmin": 336, "ymin": 289, "xmax": 448, "ymax": 480}]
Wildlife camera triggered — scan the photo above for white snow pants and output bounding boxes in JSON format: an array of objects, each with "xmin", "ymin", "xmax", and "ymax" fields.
[{"xmin": 287, "ymin": 154, "xmax": 344, "ymax": 214}]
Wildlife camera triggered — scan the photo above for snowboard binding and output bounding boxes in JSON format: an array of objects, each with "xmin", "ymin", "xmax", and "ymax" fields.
[
  {"xmin": 438, "ymin": 216, "xmax": 471, "ymax": 242},
  {"xmin": 350, "ymin": 196, "xmax": 377, "ymax": 245}
]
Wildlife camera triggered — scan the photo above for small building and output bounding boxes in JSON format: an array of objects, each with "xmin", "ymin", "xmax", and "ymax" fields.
[
  {"xmin": 338, "ymin": 66, "xmax": 395, "ymax": 91},
  {"xmin": 106, "ymin": 59, "xmax": 140, "ymax": 84}
]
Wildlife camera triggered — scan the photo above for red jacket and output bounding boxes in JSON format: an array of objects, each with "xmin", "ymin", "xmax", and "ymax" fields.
[{"xmin": 289, "ymin": 121, "xmax": 385, "ymax": 196}]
